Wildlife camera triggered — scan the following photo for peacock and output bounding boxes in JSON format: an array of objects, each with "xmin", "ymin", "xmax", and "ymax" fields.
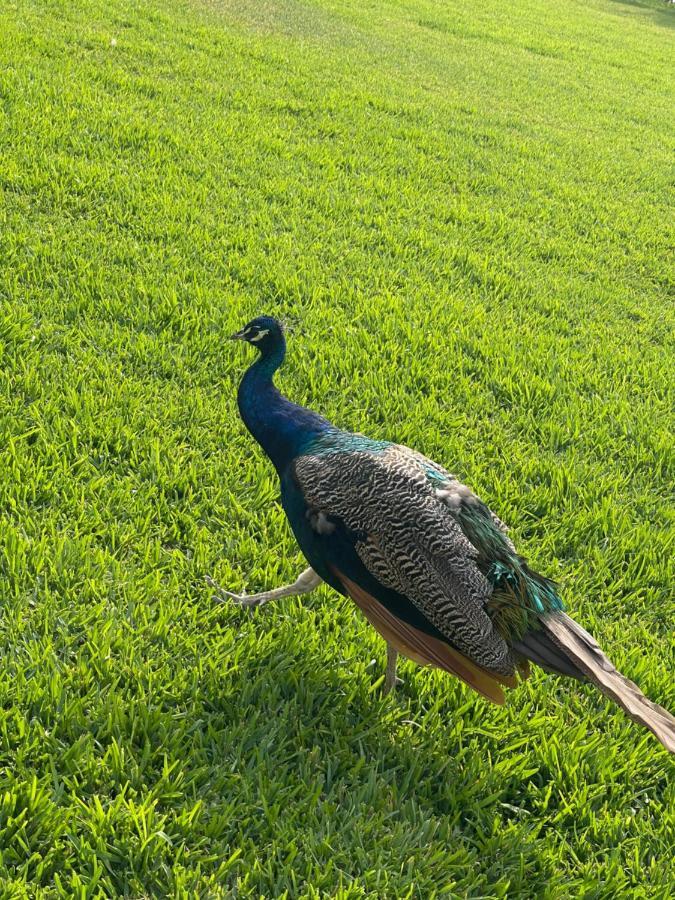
[{"xmin": 208, "ymin": 315, "xmax": 675, "ymax": 753}]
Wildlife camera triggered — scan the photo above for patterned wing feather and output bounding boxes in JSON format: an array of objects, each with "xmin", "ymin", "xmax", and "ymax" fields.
[
  {"xmin": 337, "ymin": 571, "xmax": 518, "ymax": 702},
  {"xmin": 294, "ymin": 444, "xmax": 515, "ymax": 675},
  {"xmin": 398, "ymin": 444, "xmax": 515, "ymax": 549},
  {"xmin": 399, "ymin": 443, "xmax": 563, "ymax": 639}
]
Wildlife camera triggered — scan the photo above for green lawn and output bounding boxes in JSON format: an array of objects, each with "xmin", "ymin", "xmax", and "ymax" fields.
[{"xmin": 1, "ymin": 0, "xmax": 674, "ymax": 895}]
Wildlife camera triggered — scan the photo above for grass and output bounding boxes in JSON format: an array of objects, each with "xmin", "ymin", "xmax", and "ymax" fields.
[{"xmin": 1, "ymin": 0, "xmax": 674, "ymax": 894}]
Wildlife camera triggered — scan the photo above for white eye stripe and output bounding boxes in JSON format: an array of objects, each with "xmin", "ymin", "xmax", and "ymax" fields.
[{"xmin": 249, "ymin": 328, "xmax": 270, "ymax": 342}]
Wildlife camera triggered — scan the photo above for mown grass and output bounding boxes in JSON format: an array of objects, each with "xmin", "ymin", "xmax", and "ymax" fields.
[{"xmin": 1, "ymin": 0, "xmax": 674, "ymax": 895}]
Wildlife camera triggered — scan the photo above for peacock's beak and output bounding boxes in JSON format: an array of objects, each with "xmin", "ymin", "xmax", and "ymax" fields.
[{"xmin": 229, "ymin": 329, "xmax": 247, "ymax": 341}]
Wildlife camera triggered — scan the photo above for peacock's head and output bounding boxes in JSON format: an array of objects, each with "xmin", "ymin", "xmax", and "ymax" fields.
[{"xmin": 229, "ymin": 316, "xmax": 284, "ymax": 355}]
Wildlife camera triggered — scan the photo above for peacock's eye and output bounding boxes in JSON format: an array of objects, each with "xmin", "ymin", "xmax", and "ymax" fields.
[{"xmin": 249, "ymin": 328, "xmax": 270, "ymax": 342}]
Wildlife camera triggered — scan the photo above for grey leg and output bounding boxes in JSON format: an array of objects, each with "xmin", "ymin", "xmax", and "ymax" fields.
[
  {"xmin": 383, "ymin": 642, "xmax": 399, "ymax": 694},
  {"xmin": 206, "ymin": 566, "xmax": 322, "ymax": 608}
]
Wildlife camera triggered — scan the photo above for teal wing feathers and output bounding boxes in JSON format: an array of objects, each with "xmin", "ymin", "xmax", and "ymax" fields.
[{"xmin": 402, "ymin": 446, "xmax": 515, "ymax": 548}]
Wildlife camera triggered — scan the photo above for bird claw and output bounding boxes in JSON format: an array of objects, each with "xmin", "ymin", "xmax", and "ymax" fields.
[
  {"xmin": 205, "ymin": 567, "xmax": 319, "ymax": 610},
  {"xmin": 205, "ymin": 576, "xmax": 268, "ymax": 607},
  {"xmin": 229, "ymin": 593, "xmax": 266, "ymax": 607}
]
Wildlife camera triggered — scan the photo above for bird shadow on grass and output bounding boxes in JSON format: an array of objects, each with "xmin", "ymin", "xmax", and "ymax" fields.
[{"xmin": 194, "ymin": 638, "xmax": 559, "ymax": 886}]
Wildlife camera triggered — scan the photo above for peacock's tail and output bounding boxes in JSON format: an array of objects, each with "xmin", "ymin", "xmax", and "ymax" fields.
[{"xmin": 518, "ymin": 612, "xmax": 675, "ymax": 753}]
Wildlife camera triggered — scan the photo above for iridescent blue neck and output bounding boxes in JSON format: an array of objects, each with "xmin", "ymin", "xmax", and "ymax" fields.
[{"xmin": 237, "ymin": 338, "xmax": 336, "ymax": 472}]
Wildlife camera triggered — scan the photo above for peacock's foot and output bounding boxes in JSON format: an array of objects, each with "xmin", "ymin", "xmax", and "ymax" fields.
[
  {"xmin": 205, "ymin": 567, "xmax": 322, "ymax": 609},
  {"xmin": 204, "ymin": 576, "xmax": 275, "ymax": 607}
]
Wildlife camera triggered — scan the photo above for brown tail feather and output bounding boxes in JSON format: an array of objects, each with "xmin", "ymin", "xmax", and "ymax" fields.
[
  {"xmin": 543, "ymin": 612, "xmax": 675, "ymax": 754},
  {"xmin": 334, "ymin": 570, "xmax": 519, "ymax": 704}
]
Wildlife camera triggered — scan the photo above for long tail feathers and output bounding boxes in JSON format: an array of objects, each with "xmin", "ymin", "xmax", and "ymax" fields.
[
  {"xmin": 542, "ymin": 612, "xmax": 675, "ymax": 754},
  {"xmin": 512, "ymin": 627, "xmax": 584, "ymax": 679}
]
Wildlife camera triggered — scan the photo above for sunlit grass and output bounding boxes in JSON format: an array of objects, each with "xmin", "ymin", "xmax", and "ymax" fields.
[{"xmin": 0, "ymin": 0, "xmax": 673, "ymax": 894}]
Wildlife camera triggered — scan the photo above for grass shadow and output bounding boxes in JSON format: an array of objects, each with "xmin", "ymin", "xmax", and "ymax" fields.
[
  {"xmin": 191, "ymin": 637, "xmax": 559, "ymax": 890},
  {"xmin": 607, "ymin": 0, "xmax": 675, "ymax": 28}
]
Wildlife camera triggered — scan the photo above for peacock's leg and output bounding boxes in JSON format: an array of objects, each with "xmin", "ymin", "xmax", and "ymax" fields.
[
  {"xmin": 206, "ymin": 566, "xmax": 322, "ymax": 608},
  {"xmin": 383, "ymin": 642, "xmax": 400, "ymax": 695}
]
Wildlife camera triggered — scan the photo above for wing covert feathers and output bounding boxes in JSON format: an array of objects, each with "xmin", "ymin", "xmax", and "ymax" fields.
[
  {"xmin": 544, "ymin": 613, "xmax": 675, "ymax": 754},
  {"xmin": 336, "ymin": 571, "xmax": 520, "ymax": 704},
  {"xmin": 295, "ymin": 445, "xmax": 515, "ymax": 674}
]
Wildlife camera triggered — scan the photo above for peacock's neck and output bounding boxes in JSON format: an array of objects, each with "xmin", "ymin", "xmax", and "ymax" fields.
[{"xmin": 237, "ymin": 346, "xmax": 335, "ymax": 472}]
